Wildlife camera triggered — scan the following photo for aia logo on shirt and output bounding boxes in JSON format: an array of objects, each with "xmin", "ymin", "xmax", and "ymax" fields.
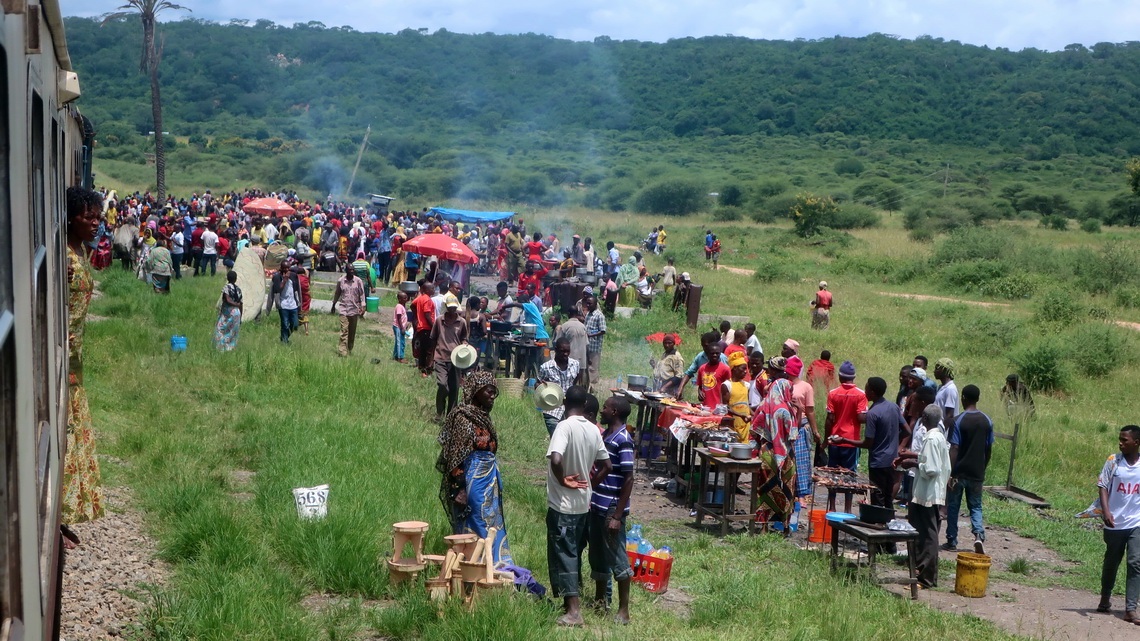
[{"xmin": 1117, "ymin": 483, "xmax": 1140, "ymax": 495}]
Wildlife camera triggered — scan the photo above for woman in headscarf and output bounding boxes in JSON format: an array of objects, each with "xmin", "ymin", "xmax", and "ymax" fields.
[
  {"xmin": 143, "ymin": 234, "xmax": 174, "ymax": 294},
  {"xmin": 214, "ymin": 270, "xmax": 243, "ymax": 351},
  {"xmin": 751, "ymin": 358, "xmax": 797, "ymax": 534},
  {"xmin": 63, "ymin": 187, "xmax": 105, "ymax": 523},
  {"xmin": 435, "ymin": 371, "xmax": 512, "ymax": 563},
  {"xmin": 616, "ymin": 255, "xmax": 639, "ymax": 306}
]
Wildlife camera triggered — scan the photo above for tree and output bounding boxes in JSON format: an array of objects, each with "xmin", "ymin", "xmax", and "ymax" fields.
[{"xmin": 102, "ymin": 1, "xmax": 190, "ymax": 204}]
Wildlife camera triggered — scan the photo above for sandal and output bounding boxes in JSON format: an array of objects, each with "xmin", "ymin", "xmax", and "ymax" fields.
[{"xmin": 1123, "ymin": 611, "xmax": 1139, "ymax": 624}]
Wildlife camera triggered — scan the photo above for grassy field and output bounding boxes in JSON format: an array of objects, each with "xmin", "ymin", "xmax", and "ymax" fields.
[{"xmin": 84, "ymin": 210, "xmax": 1140, "ymax": 640}]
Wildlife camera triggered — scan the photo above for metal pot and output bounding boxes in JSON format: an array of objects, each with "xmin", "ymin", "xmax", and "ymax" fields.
[
  {"xmin": 580, "ymin": 273, "xmax": 597, "ymax": 285},
  {"xmin": 728, "ymin": 443, "xmax": 752, "ymax": 460},
  {"xmin": 518, "ymin": 324, "xmax": 538, "ymax": 338},
  {"xmin": 626, "ymin": 375, "xmax": 649, "ymax": 391},
  {"xmin": 575, "ymin": 268, "xmax": 590, "ymax": 277},
  {"xmin": 399, "ymin": 281, "xmax": 419, "ymax": 294}
]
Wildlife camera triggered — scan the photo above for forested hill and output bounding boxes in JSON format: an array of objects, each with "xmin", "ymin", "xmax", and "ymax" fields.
[{"xmin": 65, "ymin": 18, "xmax": 1140, "ymax": 157}]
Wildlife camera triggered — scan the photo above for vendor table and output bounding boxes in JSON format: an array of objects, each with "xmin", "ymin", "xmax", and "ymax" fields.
[
  {"xmin": 692, "ymin": 447, "xmax": 762, "ymax": 536},
  {"xmin": 488, "ymin": 337, "xmax": 544, "ymax": 381},
  {"xmin": 828, "ymin": 519, "xmax": 920, "ymax": 600},
  {"xmin": 610, "ymin": 389, "xmax": 665, "ymax": 467}
]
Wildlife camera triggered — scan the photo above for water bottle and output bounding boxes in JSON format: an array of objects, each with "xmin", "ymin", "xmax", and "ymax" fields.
[
  {"xmin": 617, "ymin": 374, "xmax": 624, "ymax": 389},
  {"xmin": 637, "ymin": 537, "xmax": 654, "ymax": 555},
  {"xmin": 626, "ymin": 524, "xmax": 642, "ymax": 553}
]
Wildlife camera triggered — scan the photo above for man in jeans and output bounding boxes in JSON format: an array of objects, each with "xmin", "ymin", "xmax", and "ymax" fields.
[
  {"xmin": 944, "ymin": 384, "xmax": 993, "ymax": 553},
  {"xmin": 1097, "ymin": 425, "xmax": 1140, "ymax": 620},
  {"xmin": 266, "ymin": 261, "xmax": 301, "ymax": 344},
  {"xmin": 546, "ymin": 386, "xmax": 610, "ymax": 627},
  {"xmin": 583, "ymin": 296, "xmax": 606, "ymax": 393},
  {"xmin": 200, "ymin": 224, "xmax": 219, "ymax": 276},
  {"xmin": 589, "ymin": 396, "xmax": 635, "ymax": 624}
]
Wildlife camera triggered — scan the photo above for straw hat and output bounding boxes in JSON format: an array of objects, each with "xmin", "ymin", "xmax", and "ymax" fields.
[
  {"xmin": 450, "ymin": 344, "xmax": 478, "ymax": 369},
  {"xmin": 534, "ymin": 382, "xmax": 565, "ymax": 412}
]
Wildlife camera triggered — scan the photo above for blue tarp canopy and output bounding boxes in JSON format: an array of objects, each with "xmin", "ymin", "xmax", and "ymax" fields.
[{"xmin": 430, "ymin": 207, "xmax": 515, "ymax": 224}]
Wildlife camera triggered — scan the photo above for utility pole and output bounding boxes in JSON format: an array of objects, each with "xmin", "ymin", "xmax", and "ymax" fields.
[
  {"xmin": 943, "ymin": 163, "xmax": 950, "ymax": 198},
  {"xmin": 345, "ymin": 124, "xmax": 371, "ymax": 199}
]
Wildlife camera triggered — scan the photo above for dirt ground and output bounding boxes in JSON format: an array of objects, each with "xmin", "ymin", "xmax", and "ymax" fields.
[
  {"xmin": 625, "ymin": 463, "xmax": 1136, "ymax": 640},
  {"xmin": 877, "ymin": 291, "xmax": 1012, "ymax": 308}
]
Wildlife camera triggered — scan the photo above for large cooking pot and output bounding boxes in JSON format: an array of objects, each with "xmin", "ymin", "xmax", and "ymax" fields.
[
  {"xmin": 575, "ymin": 268, "xmax": 590, "ymax": 277},
  {"xmin": 581, "ymin": 273, "xmax": 597, "ymax": 285},
  {"xmin": 858, "ymin": 502, "xmax": 895, "ymax": 525},
  {"xmin": 728, "ymin": 443, "xmax": 753, "ymax": 460},
  {"xmin": 398, "ymin": 281, "xmax": 419, "ymax": 294},
  {"xmin": 518, "ymin": 324, "xmax": 538, "ymax": 338},
  {"xmin": 626, "ymin": 375, "xmax": 649, "ymax": 391},
  {"xmin": 489, "ymin": 320, "xmax": 513, "ymax": 335}
]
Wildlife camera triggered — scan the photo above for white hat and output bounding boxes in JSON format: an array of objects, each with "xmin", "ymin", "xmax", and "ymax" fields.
[
  {"xmin": 819, "ymin": 281, "xmax": 828, "ymax": 288},
  {"xmin": 445, "ymin": 300, "xmax": 460, "ymax": 309},
  {"xmin": 450, "ymin": 344, "xmax": 478, "ymax": 369},
  {"xmin": 681, "ymin": 272, "xmax": 690, "ymax": 280},
  {"xmin": 534, "ymin": 382, "xmax": 565, "ymax": 412}
]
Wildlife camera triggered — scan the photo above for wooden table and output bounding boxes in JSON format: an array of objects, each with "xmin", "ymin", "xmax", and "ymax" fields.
[
  {"xmin": 828, "ymin": 519, "xmax": 921, "ymax": 600},
  {"xmin": 692, "ymin": 447, "xmax": 762, "ymax": 536},
  {"xmin": 610, "ymin": 390, "xmax": 665, "ymax": 467}
]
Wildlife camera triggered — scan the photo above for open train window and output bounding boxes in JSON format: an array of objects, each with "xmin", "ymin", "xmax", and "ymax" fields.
[
  {"xmin": 0, "ymin": 328, "xmax": 21, "ymax": 630},
  {"xmin": 0, "ymin": 44, "xmax": 10, "ymax": 315},
  {"xmin": 30, "ymin": 91, "xmax": 44, "ymax": 251}
]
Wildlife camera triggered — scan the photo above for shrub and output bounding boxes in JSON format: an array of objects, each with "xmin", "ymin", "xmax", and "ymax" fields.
[
  {"xmin": 1035, "ymin": 289, "xmax": 1084, "ymax": 327},
  {"xmin": 908, "ymin": 227, "xmax": 934, "ymax": 243},
  {"xmin": 1011, "ymin": 338, "xmax": 1069, "ymax": 392},
  {"xmin": 1081, "ymin": 218, "xmax": 1102, "ymax": 233},
  {"xmin": 759, "ymin": 194, "xmax": 798, "ymax": 220},
  {"xmin": 790, "ymin": 193, "xmax": 839, "ymax": 237},
  {"xmin": 755, "ymin": 179, "xmax": 789, "ymax": 198},
  {"xmin": 1068, "ymin": 323, "xmax": 1132, "ymax": 377},
  {"xmin": 933, "ymin": 226, "xmax": 1014, "ymax": 264},
  {"xmin": 1114, "ymin": 287, "xmax": 1140, "ymax": 309},
  {"xmin": 828, "ymin": 202, "xmax": 880, "ymax": 229},
  {"xmin": 1041, "ymin": 214, "xmax": 1069, "ymax": 230},
  {"xmin": 939, "ymin": 259, "xmax": 1008, "ymax": 292},
  {"xmin": 1082, "ymin": 241, "xmax": 1140, "ymax": 295},
  {"xmin": 632, "ymin": 178, "xmax": 706, "ymax": 216},
  {"xmin": 712, "ymin": 206, "xmax": 742, "ymax": 222},
  {"xmin": 718, "ymin": 185, "xmax": 744, "ymax": 207},
  {"xmin": 834, "ymin": 158, "xmax": 865, "ymax": 176},
  {"xmin": 979, "ymin": 272, "xmax": 1038, "ymax": 299},
  {"xmin": 959, "ymin": 313, "xmax": 1026, "ymax": 355}
]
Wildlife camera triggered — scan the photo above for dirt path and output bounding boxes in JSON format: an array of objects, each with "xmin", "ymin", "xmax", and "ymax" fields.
[
  {"xmin": 1114, "ymin": 321, "xmax": 1140, "ymax": 333},
  {"xmin": 878, "ymin": 291, "xmax": 1011, "ymax": 308}
]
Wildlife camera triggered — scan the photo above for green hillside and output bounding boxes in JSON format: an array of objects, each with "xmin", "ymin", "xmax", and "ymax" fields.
[{"xmin": 63, "ymin": 17, "xmax": 1140, "ymax": 219}]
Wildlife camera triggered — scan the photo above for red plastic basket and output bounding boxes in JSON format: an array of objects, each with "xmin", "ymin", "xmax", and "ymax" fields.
[{"xmin": 627, "ymin": 551, "xmax": 673, "ymax": 594}]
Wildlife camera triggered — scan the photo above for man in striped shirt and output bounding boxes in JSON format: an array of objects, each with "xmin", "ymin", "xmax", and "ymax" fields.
[{"xmin": 589, "ymin": 396, "xmax": 635, "ymax": 624}]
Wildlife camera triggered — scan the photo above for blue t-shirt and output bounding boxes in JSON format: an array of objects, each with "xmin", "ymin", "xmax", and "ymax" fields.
[
  {"xmin": 405, "ymin": 251, "xmax": 420, "ymax": 268},
  {"xmin": 591, "ymin": 426, "xmax": 635, "ymax": 515},
  {"xmin": 863, "ymin": 398, "xmax": 904, "ymax": 469},
  {"xmin": 520, "ymin": 301, "xmax": 549, "ymax": 339}
]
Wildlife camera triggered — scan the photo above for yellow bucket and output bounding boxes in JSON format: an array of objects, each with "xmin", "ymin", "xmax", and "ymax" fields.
[{"xmin": 954, "ymin": 552, "xmax": 992, "ymax": 598}]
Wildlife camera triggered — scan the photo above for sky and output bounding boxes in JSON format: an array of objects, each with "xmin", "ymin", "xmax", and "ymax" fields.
[{"xmin": 59, "ymin": 0, "xmax": 1140, "ymax": 52}]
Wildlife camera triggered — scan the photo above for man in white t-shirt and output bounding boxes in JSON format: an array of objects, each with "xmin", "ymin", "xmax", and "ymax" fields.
[
  {"xmin": 199, "ymin": 225, "xmax": 219, "ymax": 277},
  {"xmin": 1098, "ymin": 425, "xmax": 1140, "ymax": 618},
  {"xmin": 744, "ymin": 323, "xmax": 763, "ymax": 358},
  {"xmin": 546, "ymin": 386, "xmax": 610, "ymax": 627},
  {"xmin": 933, "ymin": 357, "xmax": 959, "ymax": 424}
]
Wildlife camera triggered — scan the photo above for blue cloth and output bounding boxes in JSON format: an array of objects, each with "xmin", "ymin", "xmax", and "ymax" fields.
[
  {"xmin": 458, "ymin": 451, "xmax": 513, "ymax": 564},
  {"xmin": 793, "ymin": 421, "xmax": 813, "ymax": 497},
  {"xmin": 430, "ymin": 207, "xmax": 515, "ymax": 224},
  {"xmin": 520, "ymin": 301, "xmax": 548, "ymax": 339},
  {"xmin": 499, "ymin": 564, "xmax": 547, "ymax": 597}
]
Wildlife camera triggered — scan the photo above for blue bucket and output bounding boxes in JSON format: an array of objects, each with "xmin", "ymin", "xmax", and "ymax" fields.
[{"xmin": 171, "ymin": 335, "xmax": 188, "ymax": 352}]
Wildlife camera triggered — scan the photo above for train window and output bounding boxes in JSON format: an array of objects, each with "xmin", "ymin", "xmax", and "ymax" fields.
[
  {"xmin": 0, "ymin": 45, "xmax": 10, "ymax": 316},
  {"xmin": 30, "ymin": 91, "xmax": 44, "ymax": 252},
  {"xmin": 32, "ymin": 253, "xmax": 48, "ymax": 513}
]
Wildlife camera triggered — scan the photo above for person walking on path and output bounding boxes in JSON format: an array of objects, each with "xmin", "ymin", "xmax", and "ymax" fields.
[
  {"xmin": 330, "ymin": 263, "xmax": 366, "ymax": 357},
  {"xmin": 943, "ymin": 384, "xmax": 993, "ymax": 553},
  {"xmin": 1097, "ymin": 425, "xmax": 1140, "ymax": 621},
  {"xmin": 584, "ymin": 296, "xmax": 606, "ymax": 392},
  {"xmin": 392, "ymin": 291, "xmax": 409, "ymax": 363},
  {"xmin": 546, "ymin": 386, "xmax": 611, "ymax": 627},
  {"xmin": 267, "ymin": 261, "xmax": 301, "ymax": 344},
  {"xmin": 412, "ymin": 281, "xmax": 437, "ymax": 376},
  {"xmin": 431, "ymin": 300, "xmax": 470, "ymax": 422},
  {"xmin": 214, "ymin": 270, "xmax": 243, "ymax": 351},
  {"xmin": 896, "ymin": 404, "xmax": 951, "ymax": 589},
  {"xmin": 811, "ymin": 281, "xmax": 832, "ymax": 330}
]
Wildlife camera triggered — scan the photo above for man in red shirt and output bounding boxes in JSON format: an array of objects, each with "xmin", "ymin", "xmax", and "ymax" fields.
[
  {"xmin": 812, "ymin": 281, "xmax": 833, "ymax": 330},
  {"xmin": 824, "ymin": 360, "xmax": 867, "ymax": 471},
  {"xmin": 410, "ymin": 281, "xmax": 437, "ymax": 377},
  {"xmin": 518, "ymin": 260, "xmax": 549, "ymax": 298},
  {"xmin": 807, "ymin": 350, "xmax": 837, "ymax": 393},
  {"xmin": 696, "ymin": 341, "xmax": 731, "ymax": 410},
  {"xmin": 525, "ymin": 232, "xmax": 546, "ymax": 262}
]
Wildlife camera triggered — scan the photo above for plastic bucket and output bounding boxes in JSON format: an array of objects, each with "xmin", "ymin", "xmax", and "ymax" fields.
[
  {"xmin": 365, "ymin": 296, "xmax": 380, "ymax": 313},
  {"xmin": 807, "ymin": 509, "xmax": 833, "ymax": 543},
  {"xmin": 170, "ymin": 335, "xmax": 187, "ymax": 352},
  {"xmin": 954, "ymin": 552, "xmax": 992, "ymax": 597}
]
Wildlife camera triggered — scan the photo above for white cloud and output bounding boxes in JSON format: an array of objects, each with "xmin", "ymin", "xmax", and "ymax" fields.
[{"xmin": 60, "ymin": 0, "xmax": 1140, "ymax": 51}]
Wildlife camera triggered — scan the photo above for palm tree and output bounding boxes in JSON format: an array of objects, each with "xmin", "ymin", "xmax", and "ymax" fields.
[{"xmin": 102, "ymin": 1, "xmax": 190, "ymax": 204}]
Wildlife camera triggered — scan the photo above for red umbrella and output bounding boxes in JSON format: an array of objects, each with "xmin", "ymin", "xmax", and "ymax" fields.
[
  {"xmin": 242, "ymin": 197, "xmax": 296, "ymax": 216},
  {"xmin": 402, "ymin": 233, "xmax": 478, "ymax": 264}
]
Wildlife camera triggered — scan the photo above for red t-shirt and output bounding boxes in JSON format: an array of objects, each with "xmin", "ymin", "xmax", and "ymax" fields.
[
  {"xmin": 525, "ymin": 241, "xmax": 546, "ymax": 261},
  {"xmin": 724, "ymin": 344, "xmax": 745, "ymax": 357},
  {"xmin": 808, "ymin": 359, "xmax": 837, "ymax": 390},
  {"xmin": 517, "ymin": 266, "xmax": 549, "ymax": 296},
  {"xmin": 411, "ymin": 294, "xmax": 436, "ymax": 331},
  {"xmin": 698, "ymin": 362, "xmax": 731, "ymax": 410},
  {"xmin": 826, "ymin": 383, "xmax": 868, "ymax": 445},
  {"xmin": 816, "ymin": 290, "xmax": 833, "ymax": 309}
]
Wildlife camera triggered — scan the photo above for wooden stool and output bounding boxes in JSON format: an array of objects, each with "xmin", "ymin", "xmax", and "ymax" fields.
[
  {"xmin": 388, "ymin": 520, "xmax": 430, "ymax": 585},
  {"xmin": 443, "ymin": 533, "xmax": 479, "ymax": 560}
]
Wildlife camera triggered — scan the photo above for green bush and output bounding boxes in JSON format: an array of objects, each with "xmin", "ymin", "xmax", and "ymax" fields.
[
  {"xmin": 939, "ymin": 259, "xmax": 1008, "ymax": 292},
  {"xmin": 908, "ymin": 227, "xmax": 934, "ymax": 243},
  {"xmin": 712, "ymin": 206, "xmax": 743, "ymax": 222},
  {"xmin": 754, "ymin": 179, "xmax": 789, "ymax": 199},
  {"xmin": 978, "ymin": 272, "xmax": 1038, "ymax": 299},
  {"xmin": 718, "ymin": 185, "xmax": 744, "ymax": 207},
  {"xmin": 1035, "ymin": 289, "xmax": 1084, "ymax": 327},
  {"xmin": 632, "ymin": 178, "xmax": 707, "ymax": 216},
  {"xmin": 1081, "ymin": 218, "xmax": 1102, "ymax": 233},
  {"xmin": 759, "ymin": 194, "xmax": 798, "ymax": 220},
  {"xmin": 790, "ymin": 193, "xmax": 839, "ymax": 237},
  {"xmin": 933, "ymin": 226, "xmax": 1014, "ymax": 264},
  {"xmin": 1011, "ymin": 337, "xmax": 1069, "ymax": 392},
  {"xmin": 1041, "ymin": 214, "xmax": 1069, "ymax": 230},
  {"xmin": 827, "ymin": 202, "xmax": 880, "ymax": 229},
  {"xmin": 1114, "ymin": 287, "xmax": 1140, "ymax": 309},
  {"xmin": 1068, "ymin": 323, "xmax": 1132, "ymax": 377},
  {"xmin": 1079, "ymin": 241, "xmax": 1140, "ymax": 295},
  {"xmin": 834, "ymin": 158, "xmax": 865, "ymax": 176},
  {"xmin": 959, "ymin": 313, "xmax": 1026, "ymax": 355}
]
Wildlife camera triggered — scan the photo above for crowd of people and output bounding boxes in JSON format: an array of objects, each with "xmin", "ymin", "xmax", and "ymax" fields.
[{"xmin": 64, "ymin": 185, "xmax": 1140, "ymax": 627}]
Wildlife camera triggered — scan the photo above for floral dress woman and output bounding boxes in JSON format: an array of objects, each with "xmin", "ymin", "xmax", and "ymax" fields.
[
  {"xmin": 214, "ymin": 276, "xmax": 243, "ymax": 351},
  {"xmin": 62, "ymin": 247, "xmax": 105, "ymax": 523},
  {"xmin": 751, "ymin": 376, "xmax": 797, "ymax": 532},
  {"xmin": 436, "ymin": 370, "xmax": 512, "ymax": 563}
]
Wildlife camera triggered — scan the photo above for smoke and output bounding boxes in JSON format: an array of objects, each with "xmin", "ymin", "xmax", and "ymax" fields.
[{"xmin": 307, "ymin": 156, "xmax": 348, "ymax": 199}]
